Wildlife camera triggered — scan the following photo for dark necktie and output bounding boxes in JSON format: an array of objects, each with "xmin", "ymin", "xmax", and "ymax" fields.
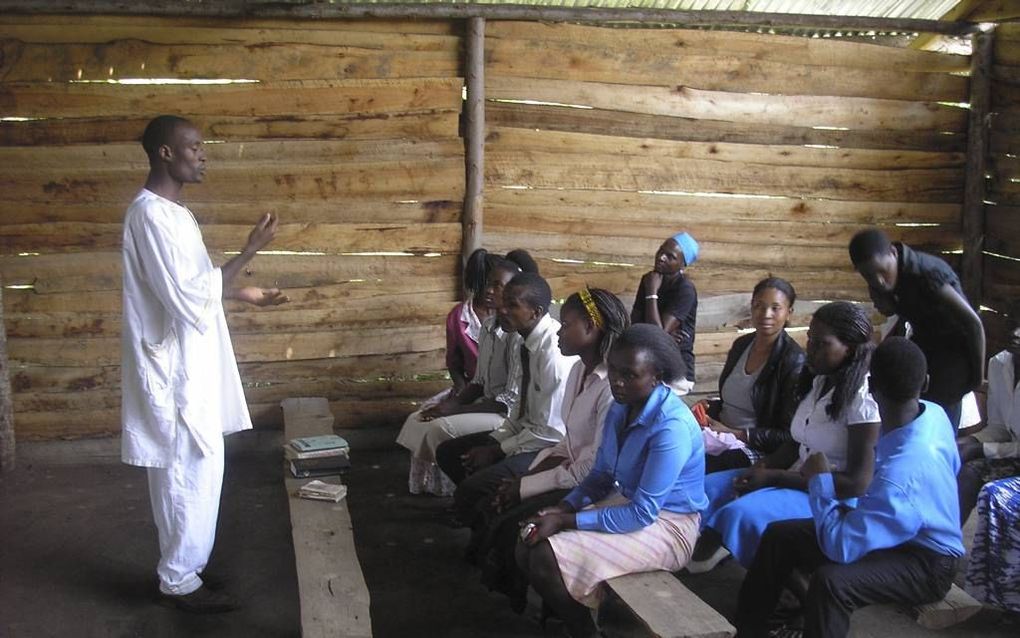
[{"xmin": 518, "ymin": 345, "xmax": 531, "ymax": 417}]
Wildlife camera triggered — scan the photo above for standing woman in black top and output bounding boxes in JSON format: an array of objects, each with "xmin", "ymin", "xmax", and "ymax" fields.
[
  {"xmin": 699, "ymin": 277, "xmax": 807, "ymax": 473},
  {"xmin": 849, "ymin": 228, "xmax": 985, "ymax": 428},
  {"xmin": 632, "ymin": 231, "xmax": 699, "ymax": 395}
]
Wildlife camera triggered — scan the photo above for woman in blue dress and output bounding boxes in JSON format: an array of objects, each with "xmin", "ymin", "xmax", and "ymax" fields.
[{"xmin": 688, "ymin": 301, "xmax": 881, "ymax": 572}]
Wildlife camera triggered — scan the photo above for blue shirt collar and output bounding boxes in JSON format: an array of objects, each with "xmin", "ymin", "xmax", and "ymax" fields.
[{"xmin": 623, "ymin": 383, "xmax": 673, "ymax": 430}]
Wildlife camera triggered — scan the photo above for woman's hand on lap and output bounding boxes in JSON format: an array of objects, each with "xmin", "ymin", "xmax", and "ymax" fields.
[{"xmin": 733, "ymin": 463, "xmax": 772, "ymax": 495}]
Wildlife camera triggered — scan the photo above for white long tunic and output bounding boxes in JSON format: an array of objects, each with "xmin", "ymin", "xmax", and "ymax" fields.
[{"xmin": 121, "ymin": 189, "xmax": 252, "ymax": 468}]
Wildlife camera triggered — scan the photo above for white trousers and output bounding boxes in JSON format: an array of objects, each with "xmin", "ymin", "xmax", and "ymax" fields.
[
  {"xmin": 147, "ymin": 423, "xmax": 224, "ymax": 595},
  {"xmin": 396, "ymin": 408, "xmax": 505, "ymax": 461}
]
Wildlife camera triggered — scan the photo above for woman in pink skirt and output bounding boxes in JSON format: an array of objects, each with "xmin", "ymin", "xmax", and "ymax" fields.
[{"xmin": 516, "ymin": 324, "xmax": 708, "ymax": 638}]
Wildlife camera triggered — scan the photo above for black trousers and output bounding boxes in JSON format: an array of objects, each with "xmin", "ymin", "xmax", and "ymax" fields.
[
  {"xmin": 435, "ymin": 431, "xmax": 497, "ymax": 485},
  {"xmin": 435, "ymin": 431, "xmax": 538, "ymax": 527},
  {"xmin": 705, "ymin": 449, "xmax": 752, "ymax": 474},
  {"xmin": 736, "ymin": 519, "xmax": 956, "ymax": 638}
]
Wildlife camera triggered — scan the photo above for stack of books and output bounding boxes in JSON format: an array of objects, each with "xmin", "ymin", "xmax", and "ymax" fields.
[
  {"xmin": 297, "ymin": 480, "xmax": 348, "ymax": 503},
  {"xmin": 285, "ymin": 434, "xmax": 351, "ymax": 478}
]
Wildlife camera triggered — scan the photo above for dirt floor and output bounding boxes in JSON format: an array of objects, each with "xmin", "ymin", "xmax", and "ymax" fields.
[{"xmin": 3, "ymin": 428, "xmax": 1019, "ymax": 638}]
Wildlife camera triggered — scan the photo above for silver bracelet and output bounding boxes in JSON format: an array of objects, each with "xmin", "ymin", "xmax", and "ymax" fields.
[{"xmin": 645, "ymin": 294, "xmax": 659, "ymax": 300}]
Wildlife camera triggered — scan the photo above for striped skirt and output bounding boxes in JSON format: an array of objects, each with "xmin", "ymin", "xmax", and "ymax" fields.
[{"xmin": 547, "ymin": 493, "xmax": 700, "ymax": 608}]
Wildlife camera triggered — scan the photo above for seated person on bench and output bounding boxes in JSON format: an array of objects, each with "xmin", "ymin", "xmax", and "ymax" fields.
[
  {"xmin": 695, "ymin": 277, "xmax": 806, "ymax": 474},
  {"xmin": 957, "ymin": 309, "xmax": 1020, "ymax": 525},
  {"xmin": 735, "ymin": 337, "xmax": 964, "ymax": 638},
  {"xmin": 689, "ymin": 302, "xmax": 880, "ymax": 573},
  {"xmin": 436, "ymin": 272, "xmax": 576, "ymax": 530},
  {"xmin": 477, "ymin": 288, "xmax": 629, "ymax": 610},
  {"xmin": 396, "ymin": 252, "xmax": 527, "ymax": 496},
  {"xmin": 515, "ymin": 324, "xmax": 707, "ymax": 638}
]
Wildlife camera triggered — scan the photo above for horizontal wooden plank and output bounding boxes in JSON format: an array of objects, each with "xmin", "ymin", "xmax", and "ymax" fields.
[
  {"xmin": 9, "ymin": 349, "xmax": 450, "ymax": 396},
  {"xmin": 486, "ymin": 210, "xmax": 958, "ymax": 249},
  {"xmin": 986, "ymin": 206, "xmax": 1020, "ymax": 259},
  {"xmin": 11, "ymin": 377, "xmax": 449, "ymax": 415},
  {"xmin": 0, "ymin": 110, "xmax": 461, "ymax": 146},
  {"xmin": 0, "ymin": 137, "xmax": 464, "ymax": 172},
  {"xmin": 0, "ymin": 252, "xmax": 459, "ymax": 292},
  {"xmin": 0, "ymin": 197, "xmax": 462, "ymax": 226},
  {"xmin": 486, "ymin": 127, "xmax": 965, "ymax": 170},
  {"xmin": 972, "ymin": 1, "xmax": 1020, "ymax": 22},
  {"xmin": 0, "ymin": 15, "xmax": 460, "ymax": 37},
  {"xmin": 487, "ymin": 102, "xmax": 966, "ymax": 153},
  {"xmin": 534, "ymin": 261, "xmax": 868, "ymax": 300},
  {"xmin": 485, "ymin": 38, "xmax": 968, "ymax": 102},
  {"xmin": 983, "ymin": 253, "xmax": 1020, "ymax": 308},
  {"xmin": 4, "ymin": 275, "xmax": 457, "ymax": 315},
  {"xmin": 0, "ymin": 77, "xmax": 464, "ymax": 118},
  {"xmin": 0, "ymin": 39, "xmax": 459, "ymax": 82},
  {"xmin": 0, "ymin": 158, "xmax": 465, "ymax": 204},
  {"xmin": 8, "ymin": 324, "xmax": 445, "ymax": 366},
  {"xmin": 486, "ymin": 150, "xmax": 963, "ymax": 202},
  {"xmin": 488, "ymin": 77, "xmax": 969, "ymax": 132},
  {"xmin": 486, "ymin": 22, "xmax": 969, "ymax": 73},
  {"xmin": 486, "ymin": 187, "xmax": 961, "ymax": 226},
  {"xmin": 995, "ymin": 37, "xmax": 1020, "ymax": 66},
  {"xmin": 5, "ymin": 295, "xmax": 454, "ymax": 338},
  {"xmin": 0, "ymin": 221, "xmax": 461, "ymax": 254},
  {"xmin": 485, "ymin": 231, "xmax": 958, "ymax": 270}
]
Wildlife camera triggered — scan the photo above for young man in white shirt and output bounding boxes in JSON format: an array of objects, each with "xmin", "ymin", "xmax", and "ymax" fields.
[
  {"xmin": 122, "ymin": 115, "xmax": 287, "ymax": 613},
  {"xmin": 436, "ymin": 273, "xmax": 576, "ymax": 533}
]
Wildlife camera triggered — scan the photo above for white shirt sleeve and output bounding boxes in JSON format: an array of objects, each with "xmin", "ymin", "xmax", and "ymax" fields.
[{"xmin": 131, "ymin": 207, "xmax": 222, "ymax": 334}]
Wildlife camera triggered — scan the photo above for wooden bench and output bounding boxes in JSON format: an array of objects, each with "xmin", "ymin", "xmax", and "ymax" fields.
[
  {"xmin": 282, "ymin": 397, "xmax": 372, "ymax": 638},
  {"xmin": 914, "ymin": 584, "xmax": 982, "ymax": 630},
  {"xmin": 606, "ymin": 571, "xmax": 735, "ymax": 638}
]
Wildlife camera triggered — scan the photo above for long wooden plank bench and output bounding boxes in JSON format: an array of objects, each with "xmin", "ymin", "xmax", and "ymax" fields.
[
  {"xmin": 282, "ymin": 397, "xmax": 372, "ymax": 638},
  {"xmin": 606, "ymin": 571, "xmax": 735, "ymax": 638},
  {"xmin": 914, "ymin": 584, "xmax": 982, "ymax": 630}
]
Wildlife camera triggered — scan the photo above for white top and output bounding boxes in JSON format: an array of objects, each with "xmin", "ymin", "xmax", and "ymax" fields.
[
  {"xmin": 719, "ymin": 345, "xmax": 760, "ymax": 431},
  {"xmin": 121, "ymin": 189, "xmax": 252, "ymax": 468},
  {"xmin": 790, "ymin": 374, "xmax": 880, "ymax": 472},
  {"xmin": 471, "ymin": 315, "xmax": 522, "ymax": 419},
  {"xmin": 460, "ymin": 296, "xmax": 482, "ymax": 344},
  {"xmin": 520, "ymin": 361, "xmax": 613, "ymax": 500},
  {"xmin": 490, "ymin": 313, "xmax": 578, "ymax": 456},
  {"xmin": 985, "ymin": 350, "xmax": 1020, "ymax": 459}
]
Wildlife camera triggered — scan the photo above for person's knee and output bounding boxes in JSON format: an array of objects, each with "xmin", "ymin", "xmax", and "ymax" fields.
[{"xmin": 809, "ymin": 564, "xmax": 849, "ymax": 608}]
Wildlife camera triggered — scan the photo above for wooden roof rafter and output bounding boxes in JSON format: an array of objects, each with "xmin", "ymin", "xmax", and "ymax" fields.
[{"xmin": 0, "ymin": 1, "xmax": 984, "ymax": 35}]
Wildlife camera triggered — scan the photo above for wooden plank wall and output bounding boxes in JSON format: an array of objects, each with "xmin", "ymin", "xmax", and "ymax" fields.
[
  {"xmin": 0, "ymin": 15, "xmax": 464, "ymax": 439},
  {"xmin": 986, "ymin": 22, "xmax": 1020, "ymax": 352},
  {"xmin": 483, "ymin": 21, "xmax": 970, "ymax": 392}
]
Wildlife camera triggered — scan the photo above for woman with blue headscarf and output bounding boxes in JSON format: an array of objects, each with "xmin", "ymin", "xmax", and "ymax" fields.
[{"xmin": 631, "ymin": 231, "xmax": 699, "ymax": 395}]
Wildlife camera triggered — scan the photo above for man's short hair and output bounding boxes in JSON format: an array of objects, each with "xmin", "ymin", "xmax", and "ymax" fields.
[
  {"xmin": 141, "ymin": 115, "xmax": 192, "ymax": 159},
  {"xmin": 848, "ymin": 228, "xmax": 893, "ymax": 266},
  {"xmin": 870, "ymin": 337, "xmax": 927, "ymax": 401},
  {"xmin": 506, "ymin": 272, "xmax": 552, "ymax": 315}
]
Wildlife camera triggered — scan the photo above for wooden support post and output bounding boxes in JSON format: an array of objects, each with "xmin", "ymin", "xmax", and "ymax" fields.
[
  {"xmin": 462, "ymin": 16, "xmax": 485, "ymax": 276},
  {"xmin": 961, "ymin": 29, "xmax": 994, "ymax": 307},
  {"xmin": 0, "ymin": 282, "xmax": 15, "ymax": 473}
]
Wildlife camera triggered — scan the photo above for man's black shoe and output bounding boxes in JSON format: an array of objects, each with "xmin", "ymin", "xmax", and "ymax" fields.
[{"xmin": 157, "ymin": 586, "xmax": 239, "ymax": 614}]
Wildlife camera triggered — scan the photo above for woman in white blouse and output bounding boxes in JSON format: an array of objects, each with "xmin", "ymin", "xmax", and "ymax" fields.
[{"xmin": 688, "ymin": 301, "xmax": 881, "ymax": 572}]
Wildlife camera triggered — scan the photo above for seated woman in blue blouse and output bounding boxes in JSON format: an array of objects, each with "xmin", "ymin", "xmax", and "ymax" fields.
[
  {"xmin": 688, "ymin": 301, "xmax": 881, "ymax": 573},
  {"xmin": 515, "ymin": 324, "xmax": 707, "ymax": 638}
]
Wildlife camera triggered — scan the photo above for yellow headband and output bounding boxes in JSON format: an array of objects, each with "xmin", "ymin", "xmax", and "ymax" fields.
[{"xmin": 579, "ymin": 287, "xmax": 604, "ymax": 329}]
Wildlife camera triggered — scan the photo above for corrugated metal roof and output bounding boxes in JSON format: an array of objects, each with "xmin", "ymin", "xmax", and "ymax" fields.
[{"xmin": 346, "ymin": 0, "xmax": 964, "ymax": 21}]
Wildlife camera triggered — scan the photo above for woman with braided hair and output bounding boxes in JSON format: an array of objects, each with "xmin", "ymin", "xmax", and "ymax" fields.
[
  {"xmin": 688, "ymin": 301, "xmax": 881, "ymax": 573},
  {"xmin": 470, "ymin": 288, "xmax": 630, "ymax": 608}
]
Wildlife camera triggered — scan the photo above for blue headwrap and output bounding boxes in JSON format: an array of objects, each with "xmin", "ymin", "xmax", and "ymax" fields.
[{"xmin": 671, "ymin": 232, "xmax": 699, "ymax": 267}]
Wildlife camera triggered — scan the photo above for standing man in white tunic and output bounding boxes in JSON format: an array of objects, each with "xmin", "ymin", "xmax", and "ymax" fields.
[{"xmin": 122, "ymin": 115, "xmax": 287, "ymax": 613}]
